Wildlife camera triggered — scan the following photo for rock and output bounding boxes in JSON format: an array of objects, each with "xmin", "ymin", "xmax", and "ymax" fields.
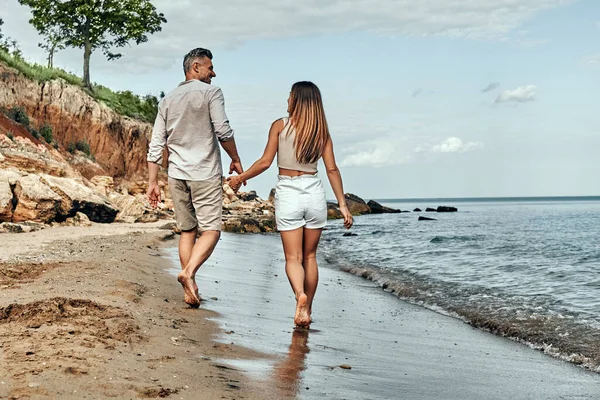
[
  {"xmin": 342, "ymin": 232, "xmax": 357, "ymax": 236},
  {"xmin": 110, "ymin": 193, "xmax": 170, "ymax": 222},
  {"xmin": 12, "ymin": 174, "xmax": 61, "ymax": 223},
  {"xmin": 418, "ymin": 216, "xmax": 437, "ymax": 221},
  {"xmin": 90, "ymin": 175, "xmax": 115, "ymax": 196},
  {"xmin": 135, "ymin": 212, "xmax": 160, "ymax": 223},
  {"xmin": 222, "ymin": 182, "xmax": 240, "ymax": 203},
  {"xmin": 413, "ymin": 208, "xmax": 422, "ymax": 212},
  {"xmin": 0, "ymin": 179, "xmax": 13, "ymax": 222},
  {"xmin": 239, "ymin": 190, "xmax": 257, "ymax": 202},
  {"xmin": 267, "ymin": 188, "xmax": 275, "ymax": 204},
  {"xmin": 366, "ymin": 200, "xmax": 401, "ymax": 214},
  {"xmin": 0, "ymin": 221, "xmax": 47, "ymax": 233},
  {"xmin": 437, "ymin": 206, "xmax": 458, "ymax": 212},
  {"xmin": 327, "ymin": 202, "xmax": 343, "ymax": 219},
  {"xmin": 425, "ymin": 207, "xmax": 437, "ymax": 212},
  {"xmin": 62, "ymin": 212, "xmax": 92, "ymax": 227},
  {"xmin": 40, "ymin": 174, "xmax": 118, "ymax": 223},
  {"xmin": 127, "ymin": 180, "xmax": 147, "ymax": 196},
  {"xmin": 344, "ymin": 193, "xmax": 371, "ymax": 215},
  {"xmin": 0, "ymin": 169, "xmax": 23, "ymax": 185}
]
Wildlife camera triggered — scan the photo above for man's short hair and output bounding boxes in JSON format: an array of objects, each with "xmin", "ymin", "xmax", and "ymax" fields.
[{"xmin": 183, "ymin": 48, "xmax": 213, "ymax": 73}]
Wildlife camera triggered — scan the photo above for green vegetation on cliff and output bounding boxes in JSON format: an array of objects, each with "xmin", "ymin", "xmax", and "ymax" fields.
[{"xmin": 0, "ymin": 49, "xmax": 159, "ymax": 123}]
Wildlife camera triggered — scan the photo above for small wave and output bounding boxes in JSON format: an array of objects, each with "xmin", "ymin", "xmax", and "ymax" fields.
[
  {"xmin": 430, "ymin": 235, "xmax": 485, "ymax": 244},
  {"xmin": 339, "ymin": 264, "xmax": 600, "ymax": 374}
]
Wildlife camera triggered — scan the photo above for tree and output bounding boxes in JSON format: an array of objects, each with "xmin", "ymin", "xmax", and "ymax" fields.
[
  {"xmin": 18, "ymin": 0, "xmax": 167, "ymax": 90},
  {"xmin": 0, "ymin": 18, "xmax": 23, "ymax": 58},
  {"xmin": 38, "ymin": 27, "xmax": 65, "ymax": 68}
]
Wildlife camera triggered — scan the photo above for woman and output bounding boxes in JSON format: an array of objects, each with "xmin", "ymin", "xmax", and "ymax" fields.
[{"xmin": 227, "ymin": 81, "xmax": 353, "ymax": 328}]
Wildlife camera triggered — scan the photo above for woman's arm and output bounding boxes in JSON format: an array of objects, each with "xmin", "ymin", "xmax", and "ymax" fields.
[
  {"xmin": 227, "ymin": 119, "xmax": 283, "ymax": 191},
  {"xmin": 322, "ymin": 137, "xmax": 353, "ymax": 229}
]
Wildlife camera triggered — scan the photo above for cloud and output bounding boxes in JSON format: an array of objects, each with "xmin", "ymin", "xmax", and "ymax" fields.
[
  {"xmin": 581, "ymin": 54, "xmax": 600, "ymax": 68},
  {"xmin": 494, "ymin": 85, "xmax": 536, "ymax": 103},
  {"xmin": 340, "ymin": 136, "xmax": 484, "ymax": 167},
  {"xmin": 339, "ymin": 141, "xmax": 412, "ymax": 167},
  {"xmin": 3, "ymin": 0, "xmax": 574, "ymax": 70},
  {"xmin": 481, "ymin": 82, "xmax": 500, "ymax": 93},
  {"xmin": 428, "ymin": 137, "xmax": 484, "ymax": 153}
]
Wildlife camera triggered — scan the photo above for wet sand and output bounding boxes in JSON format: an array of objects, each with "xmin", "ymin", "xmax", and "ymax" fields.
[{"xmin": 179, "ymin": 232, "xmax": 600, "ymax": 400}]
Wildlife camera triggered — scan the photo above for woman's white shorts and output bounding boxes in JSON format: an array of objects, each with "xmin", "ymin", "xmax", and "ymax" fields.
[{"xmin": 274, "ymin": 174, "xmax": 327, "ymax": 231}]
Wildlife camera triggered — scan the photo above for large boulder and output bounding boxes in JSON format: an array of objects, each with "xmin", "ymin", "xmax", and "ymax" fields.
[
  {"xmin": 40, "ymin": 174, "xmax": 118, "ymax": 223},
  {"xmin": 90, "ymin": 175, "xmax": 115, "ymax": 196},
  {"xmin": 344, "ymin": 193, "xmax": 371, "ymax": 215},
  {"xmin": 109, "ymin": 193, "xmax": 170, "ymax": 223},
  {"xmin": 367, "ymin": 200, "xmax": 401, "ymax": 214},
  {"xmin": 0, "ymin": 179, "xmax": 13, "ymax": 222},
  {"xmin": 12, "ymin": 174, "xmax": 61, "ymax": 223}
]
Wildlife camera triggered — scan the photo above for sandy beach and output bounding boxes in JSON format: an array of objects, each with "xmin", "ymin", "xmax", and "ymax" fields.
[
  {"xmin": 0, "ymin": 223, "xmax": 276, "ymax": 400},
  {"xmin": 2, "ymin": 225, "xmax": 600, "ymax": 399}
]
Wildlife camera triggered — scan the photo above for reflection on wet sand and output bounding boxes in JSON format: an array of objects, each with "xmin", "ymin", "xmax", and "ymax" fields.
[{"xmin": 274, "ymin": 329, "xmax": 310, "ymax": 397}]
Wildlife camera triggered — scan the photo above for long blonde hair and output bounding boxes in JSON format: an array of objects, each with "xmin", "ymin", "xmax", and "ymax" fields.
[{"xmin": 286, "ymin": 81, "xmax": 330, "ymax": 164}]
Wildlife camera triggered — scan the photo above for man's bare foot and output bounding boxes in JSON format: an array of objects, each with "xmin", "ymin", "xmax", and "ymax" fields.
[
  {"xmin": 192, "ymin": 276, "xmax": 200, "ymax": 299},
  {"xmin": 294, "ymin": 293, "xmax": 310, "ymax": 328},
  {"xmin": 177, "ymin": 272, "xmax": 200, "ymax": 308}
]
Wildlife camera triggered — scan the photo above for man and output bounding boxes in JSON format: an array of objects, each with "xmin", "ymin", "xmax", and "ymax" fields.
[{"xmin": 147, "ymin": 48, "xmax": 243, "ymax": 308}]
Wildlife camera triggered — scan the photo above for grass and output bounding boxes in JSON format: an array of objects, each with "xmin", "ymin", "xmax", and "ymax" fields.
[{"xmin": 0, "ymin": 50, "xmax": 158, "ymax": 123}]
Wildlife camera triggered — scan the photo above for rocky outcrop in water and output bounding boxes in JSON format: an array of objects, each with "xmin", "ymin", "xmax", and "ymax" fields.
[
  {"xmin": 344, "ymin": 193, "xmax": 371, "ymax": 215},
  {"xmin": 367, "ymin": 200, "xmax": 401, "ymax": 214}
]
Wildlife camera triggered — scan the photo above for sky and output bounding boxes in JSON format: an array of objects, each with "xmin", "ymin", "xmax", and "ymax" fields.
[{"xmin": 1, "ymin": 0, "xmax": 599, "ymax": 199}]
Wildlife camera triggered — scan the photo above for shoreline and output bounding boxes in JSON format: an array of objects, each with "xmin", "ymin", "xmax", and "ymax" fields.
[
  {"xmin": 2, "ymin": 224, "xmax": 600, "ymax": 399},
  {"xmin": 0, "ymin": 223, "xmax": 278, "ymax": 399}
]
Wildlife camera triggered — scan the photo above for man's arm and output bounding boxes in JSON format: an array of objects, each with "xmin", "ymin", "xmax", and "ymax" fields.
[
  {"xmin": 147, "ymin": 104, "xmax": 167, "ymax": 208},
  {"xmin": 220, "ymin": 138, "xmax": 244, "ymax": 175},
  {"xmin": 208, "ymin": 87, "xmax": 244, "ymax": 175}
]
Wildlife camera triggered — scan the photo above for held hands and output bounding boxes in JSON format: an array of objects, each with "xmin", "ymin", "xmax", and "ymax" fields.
[
  {"xmin": 339, "ymin": 204, "xmax": 353, "ymax": 230},
  {"xmin": 228, "ymin": 159, "xmax": 246, "ymax": 193},
  {"xmin": 227, "ymin": 175, "xmax": 243, "ymax": 193},
  {"xmin": 147, "ymin": 182, "xmax": 161, "ymax": 209}
]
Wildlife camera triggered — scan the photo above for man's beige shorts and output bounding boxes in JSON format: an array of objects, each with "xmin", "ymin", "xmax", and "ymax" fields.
[{"xmin": 168, "ymin": 176, "xmax": 222, "ymax": 232}]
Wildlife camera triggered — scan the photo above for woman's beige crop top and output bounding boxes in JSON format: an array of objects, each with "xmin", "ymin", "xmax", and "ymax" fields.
[{"xmin": 277, "ymin": 117, "xmax": 318, "ymax": 173}]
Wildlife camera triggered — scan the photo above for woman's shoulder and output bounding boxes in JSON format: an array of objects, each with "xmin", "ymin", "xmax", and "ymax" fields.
[{"xmin": 271, "ymin": 117, "xmax": 287, "ymax": 132}]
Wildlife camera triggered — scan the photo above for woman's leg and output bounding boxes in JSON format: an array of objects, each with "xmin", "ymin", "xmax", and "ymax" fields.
[
  {"xmin": 280, "ymin": 227, "xmax": 310, "ymax": 327},
  {"xmin": 302, "ymin": 228, "xmax": 322, "ymax": 319}
]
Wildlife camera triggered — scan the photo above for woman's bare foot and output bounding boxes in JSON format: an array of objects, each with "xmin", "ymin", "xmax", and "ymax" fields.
[
  {"xmin": 177, "ymin": 272, "xmax": 200, "ymax": 308},
  {"xmin": 294, "ymin": 293, "xmax": 310, "ymax": 328}
]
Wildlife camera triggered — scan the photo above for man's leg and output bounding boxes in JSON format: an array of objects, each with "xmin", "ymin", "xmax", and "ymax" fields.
[
  {"xmin": 169, "ymin": 177, "xmax": 203, "ymax": 306},
  {"xmin": 178, "ymin": 229, "xmax": 199, "ymax": 295},
  {"xmin": 177, "ymin": 230, "xmax": 220, "ymax": 306},
  {"xmin": 177, "ymin": 176, "xmax": 222, "ymax": 307}
]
